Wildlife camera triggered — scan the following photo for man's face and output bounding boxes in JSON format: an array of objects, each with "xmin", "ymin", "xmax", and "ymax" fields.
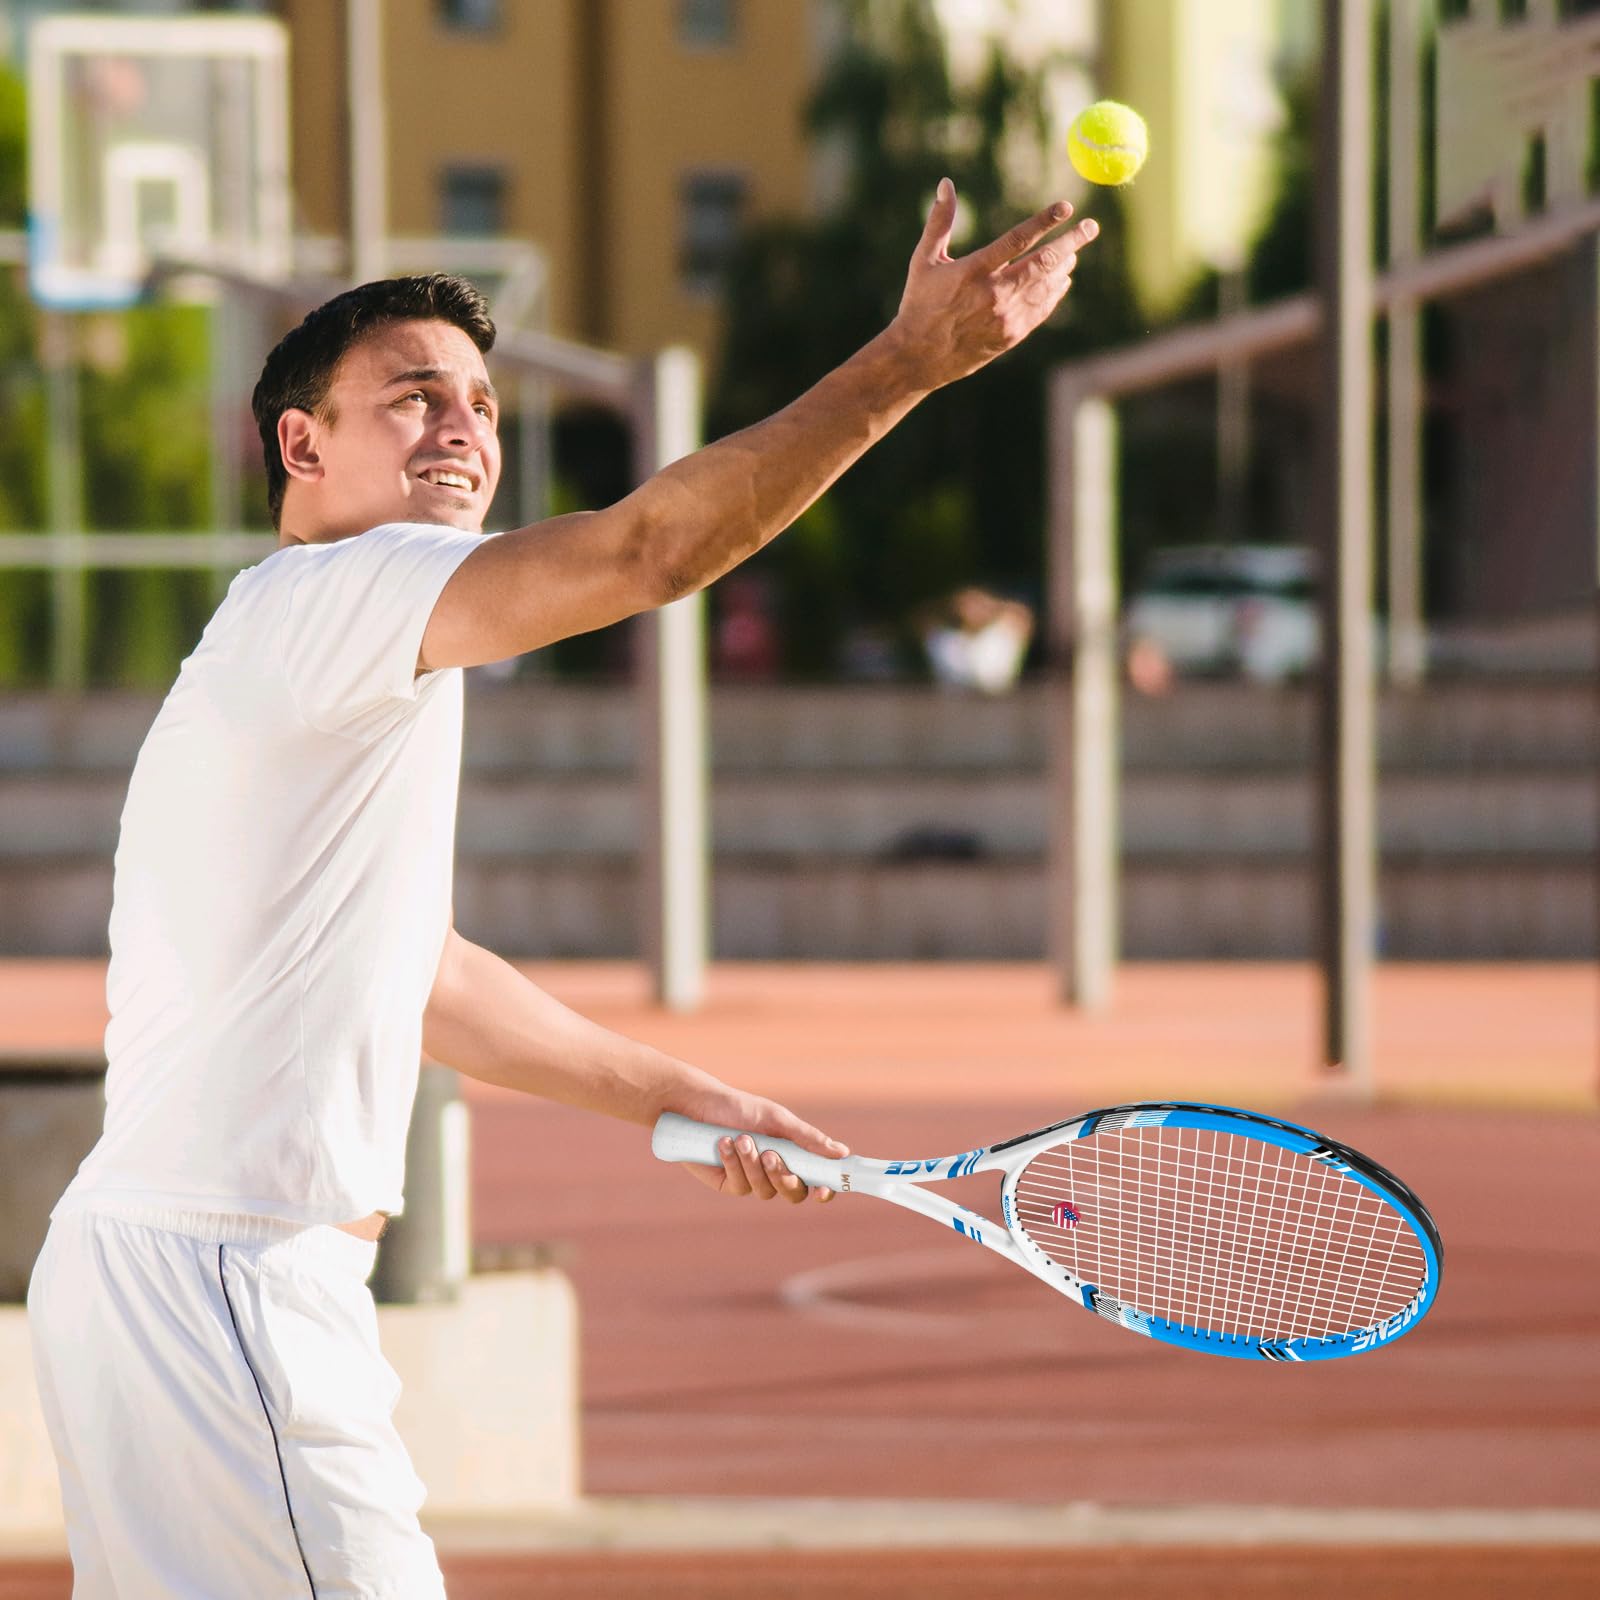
[{"xmin": 292, "ymin": 318, "xmax": 503, "ymax": 537}]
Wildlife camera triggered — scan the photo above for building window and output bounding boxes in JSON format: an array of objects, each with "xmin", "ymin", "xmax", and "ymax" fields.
[
  {"xmin": 440, "ymin": 165, "xmax": 507, "ymax": 235},
  {"xmin": 679, "ymin": 170, "xmax": 747, "ymax": 295},
  {"xmin": 437, "ymin": 0, "xmax": 500, "ymax": 33},
  {"xmin": 679, "ymin": 0, "xmax": 736, "ymax": 49}
]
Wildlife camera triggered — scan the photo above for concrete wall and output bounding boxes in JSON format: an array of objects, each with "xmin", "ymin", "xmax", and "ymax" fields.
[
  {"xmin": 0, "ymin": 1266, "xmax": 580, "ymax": 1546},
  {"xmin": 0, "ymin": 681, "xmax": 1594, "ymax": 960}
]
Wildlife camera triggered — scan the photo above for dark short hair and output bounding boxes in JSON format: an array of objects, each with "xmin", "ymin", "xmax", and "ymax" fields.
[{"xmin": 251, "ymin": 274, "xmax": 497, "ymax": 528}]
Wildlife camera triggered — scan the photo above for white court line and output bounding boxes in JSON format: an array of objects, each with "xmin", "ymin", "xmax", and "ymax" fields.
[
  {"xmin": 420, "ymin": 1499, "xmax": 1600, "ymax": 1554},
  {"xmin": 778, "ymin": 1247, "xmax": 1057, "ymax": 1344},
  {"xmin": 779, "ymin": 1248, "xmax": 979, "ymax": 1336}
]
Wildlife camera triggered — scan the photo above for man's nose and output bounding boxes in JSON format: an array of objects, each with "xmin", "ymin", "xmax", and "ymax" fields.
[{"xmin": 436, "ymin": 395, "xmax": 489, "ymax": 447}]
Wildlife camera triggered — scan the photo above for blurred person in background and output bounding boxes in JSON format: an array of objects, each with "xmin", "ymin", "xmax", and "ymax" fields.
[
  {"xmin": 27, "ymin": 180, "xmax": 1096, "ymax": 1596},
  {"xmin": 922, "ymin": 585, "xmax": 1036, "ymax": 693}
]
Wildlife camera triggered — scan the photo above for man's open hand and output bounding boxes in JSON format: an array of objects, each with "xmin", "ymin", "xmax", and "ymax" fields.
[{"xmin": 888, "ymin": 178, "xmax": 1099, "ymax": 390}]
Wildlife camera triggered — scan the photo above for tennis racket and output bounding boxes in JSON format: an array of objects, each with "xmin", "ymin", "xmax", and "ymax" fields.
[{"xmin": 653, "ymin": 1101, "xmax": 1442, "ymax": 1363}]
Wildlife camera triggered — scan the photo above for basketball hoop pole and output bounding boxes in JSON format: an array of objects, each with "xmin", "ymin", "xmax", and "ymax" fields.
[
  {"xmin": 41, "ymin": 312, "xmax": 85, "ymax": 694},
  {"xmin": 346, "ymin": 0, "xmax": 388, "ymax": 285}
]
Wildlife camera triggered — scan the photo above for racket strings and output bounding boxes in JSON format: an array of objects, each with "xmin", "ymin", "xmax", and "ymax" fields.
[{"xmin": 1012, "ymin": 1126, "xmax": 1426, "ymax": 1342}]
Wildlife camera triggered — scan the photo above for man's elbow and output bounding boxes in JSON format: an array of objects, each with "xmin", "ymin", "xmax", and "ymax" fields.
[{"xmin": 622, "ymin": 475, "xmax": 758, "ymax": 612}]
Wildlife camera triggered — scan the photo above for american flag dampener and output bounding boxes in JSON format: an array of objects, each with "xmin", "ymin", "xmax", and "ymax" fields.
[{"xmin": 1051, "ymin": 1200, "xmax": 1081, "ymax": 1229}]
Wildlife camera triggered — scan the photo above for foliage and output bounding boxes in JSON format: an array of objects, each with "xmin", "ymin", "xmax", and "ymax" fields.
[
  {"xmin": 79, "ymin": 306, "xmax": 217, "ymax": 687},
  {"xmin": 0, "ymin": 60, "xmax": 24, "ymax": 227},
  {"xmin": 0, "ymin": 63, "xmax": 44, "ymax": 681}
]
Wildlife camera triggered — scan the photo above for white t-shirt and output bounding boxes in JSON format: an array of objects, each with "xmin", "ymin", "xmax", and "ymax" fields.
[{"xmin": 55, "ymin": 521, "xmax": 484, "ymax": 1227}]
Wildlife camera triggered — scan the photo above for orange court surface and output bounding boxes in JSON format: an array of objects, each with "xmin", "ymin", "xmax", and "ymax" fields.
[{"xmin": 3, "ymin": 958, "xmax": 1597, "ymax": 1597}]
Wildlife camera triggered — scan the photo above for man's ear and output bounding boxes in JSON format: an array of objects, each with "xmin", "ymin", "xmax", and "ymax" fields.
[{"xmin": 277, "ymin": 408, "xmax": 325, "ymax": 485}]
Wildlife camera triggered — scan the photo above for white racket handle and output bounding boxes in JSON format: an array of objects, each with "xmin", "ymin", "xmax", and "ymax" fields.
[{"xmin": 651, "ymin": 1113, "xmax": 848, "ymax": 1190}]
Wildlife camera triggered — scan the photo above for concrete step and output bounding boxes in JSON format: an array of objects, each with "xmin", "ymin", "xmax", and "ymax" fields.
[
  {"xmin": 3, "ymin": 852, "xmax": 1592, "ymax": 960},
  {"xmin": 4, "ymin": 768, "xmax": 1592, "ymax": 858},
  {"xmin": 1, "ymin": 679, "xmax": 1595, "ymax": 773},
  {"xmin": 455, "ymin": 856, "xmax": 1597, "ymax": 960}
]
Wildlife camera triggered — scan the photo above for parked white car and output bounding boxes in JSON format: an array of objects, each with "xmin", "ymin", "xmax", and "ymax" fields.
[{"xmin": 1123, "ymin": 544, "xmax": 1319, "ymax": 683}]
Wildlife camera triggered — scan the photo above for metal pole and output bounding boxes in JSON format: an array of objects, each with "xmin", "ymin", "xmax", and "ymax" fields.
[
  {"xmin": 370, "ymin": 1064, "xmax": 472, "ymax": 1304},
  {"xmin": 1386, "ymin": 0, "xmax": 1427, "ymax": 686},
  {"xmin": 1046, "ymin": 378, "xmax": 1118, "ymax": 1009},
  {"xmin": 208, "ymin": 286, "xmax": 242, "ymax": 603},
  {"xmin": 1593, "ymin": 232, "xmax": 1600, "ymax": 1098},
  {"xmin": 346, "ymin": 0, "xmax": 387, "ymax": 284},
  {"xmin": 633, "ymin": 348, "xmax": 708, "ymax": 1011},
  {"xmin": 1217, "ymin": 266, "xmax": 1251, "ymax": 543},
  {"xmin": 42, "ymin": 311, "xmax": 85, "ymax": 693},
  {"xmin": 1315, "ymin": 0, "xmax": 1378, "ymax": 1086},
  {"xmin": 518, "ymin": 374, "xmax": 551, "ymax": 527}
]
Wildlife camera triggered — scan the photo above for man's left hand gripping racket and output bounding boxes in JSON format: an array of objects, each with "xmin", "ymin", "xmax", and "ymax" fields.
[{"xmin": 653, "ymin": 1102, "xmax": 1442, "ymax": 1363}]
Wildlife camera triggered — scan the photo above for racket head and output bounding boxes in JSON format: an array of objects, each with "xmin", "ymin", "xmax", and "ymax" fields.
[{"xmin": 991, "ymin": 1102, "xmax": 1441, "ymax": 1363}]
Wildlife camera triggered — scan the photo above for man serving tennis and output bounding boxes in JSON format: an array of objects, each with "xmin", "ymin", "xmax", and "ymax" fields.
[{"xmin": 28, "ymin": 180, "xmax": 1096, "ymax": 1595}]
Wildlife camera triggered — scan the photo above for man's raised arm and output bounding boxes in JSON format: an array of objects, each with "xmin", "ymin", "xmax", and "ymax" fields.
[{"xmin": 419, "ymin": 182, "xmax": 1098, "ymax": 671}]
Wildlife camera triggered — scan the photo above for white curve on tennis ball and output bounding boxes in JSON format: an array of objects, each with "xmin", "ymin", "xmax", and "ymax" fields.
[{"xmin": 1074, "ymin": 133, "xmax": 1143, "ymax": 158}]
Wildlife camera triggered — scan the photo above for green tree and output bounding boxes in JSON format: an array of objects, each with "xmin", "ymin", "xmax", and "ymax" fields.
[
  {"xmin": 79, "ymin": 305, "xmax": 215, "ymax": 687},
  {"xmin": 709, "ymin": 0, "xmax": 1140, "ymax": 676}
]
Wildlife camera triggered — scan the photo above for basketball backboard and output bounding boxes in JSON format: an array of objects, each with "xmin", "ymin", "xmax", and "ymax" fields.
[{"xmin": 27, "ymin": 12, "xmax": 291, "ymax": 309}]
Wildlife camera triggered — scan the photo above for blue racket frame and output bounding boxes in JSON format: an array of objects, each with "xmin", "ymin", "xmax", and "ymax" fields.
[{"xmin": 993, "ymin": 1103, "xmax": 1443, "ymax": 1363}]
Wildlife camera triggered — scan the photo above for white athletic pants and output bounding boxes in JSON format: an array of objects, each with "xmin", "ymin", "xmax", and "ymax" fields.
[{"xmin": 27, "ymin": 1208, "xmax": 447, "ymax": 1599}]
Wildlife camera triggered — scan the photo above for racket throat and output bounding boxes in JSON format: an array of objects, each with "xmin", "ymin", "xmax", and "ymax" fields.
[{"xmin": 1083, "ymin": 1284, "xmax": 1154, "ymax": 1337}]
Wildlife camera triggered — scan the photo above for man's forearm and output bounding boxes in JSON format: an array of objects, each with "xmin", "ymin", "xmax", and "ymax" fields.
[
  {"xmin": 623, "ymin": 325, "xmax": 932, "ymax": 601},
  {"xmin": 422, "ymin": 931, "xmax": 714, "ymax": 1122}
]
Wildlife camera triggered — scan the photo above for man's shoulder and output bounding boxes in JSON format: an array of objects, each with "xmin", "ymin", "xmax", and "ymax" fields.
[
  {"xmin": 330, "ymin": 521, "xmax": 489, "ymax": 551},
  {"xmin": 229, "ymin": 524, "xmax": 475, "ymax": 593},
  {"xmin": 271, "ymin": 523, "xmax": 488, "ymax": 579}
]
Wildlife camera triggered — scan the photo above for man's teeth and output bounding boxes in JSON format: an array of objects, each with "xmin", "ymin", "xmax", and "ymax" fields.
[{"xmin": 427, "ymin": 471, "xmax": 473, "ymax": 490}]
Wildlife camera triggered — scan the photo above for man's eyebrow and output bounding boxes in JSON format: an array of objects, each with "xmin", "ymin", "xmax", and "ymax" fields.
[{"xmin": 384, "ymin": 367, "xmax": 499, "ymax": 405}]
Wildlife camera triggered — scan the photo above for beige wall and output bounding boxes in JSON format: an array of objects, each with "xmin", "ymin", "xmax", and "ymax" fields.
[
  {"xmin": 1107, "ymin": 0, "xmax": 1284, "ymax": 315},
  {"xmin": 276, "ymin": 0, "xmax": 820, "ymax": 367},
  {"xmin": 279, "ymin": 0, "xmax": 344, "ymax": 243},
  {"xmin": 384, "ymin": 0, "xmax": 583, "ymax": 338},
  {"xmin": 596, "ymin": 0, "xmax": 818, "ymax": 361}
]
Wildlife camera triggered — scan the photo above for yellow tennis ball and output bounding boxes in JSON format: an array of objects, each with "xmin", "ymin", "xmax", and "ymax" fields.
[{"xmin": 1067, "ymin": 100, "xmax": 1149, "ymax": 187}]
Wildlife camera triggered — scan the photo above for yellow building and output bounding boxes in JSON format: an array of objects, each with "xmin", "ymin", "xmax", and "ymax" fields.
[
  {"xmin": 276, "ymin": 0, "xmax": 823, "ymax": 364},
  {"xmin": 272, "ymin": 0, "xmax": 1290, "ymax": 359}
]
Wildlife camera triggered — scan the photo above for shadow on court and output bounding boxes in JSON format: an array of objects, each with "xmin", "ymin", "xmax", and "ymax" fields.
[{"xmin": 5, "ymin": 1545, "xmax": 1600, "ymax": 1598}]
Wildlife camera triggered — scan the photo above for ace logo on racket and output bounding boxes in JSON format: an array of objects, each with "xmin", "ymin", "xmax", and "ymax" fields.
[{"xmin": 653, "ymin": 1101, "xmax": 1442, "ymax": 1364}]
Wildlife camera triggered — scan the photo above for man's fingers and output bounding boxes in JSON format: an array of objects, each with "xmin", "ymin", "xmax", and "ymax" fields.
[
  {"xmin": 687, "ymin": 1135, "xmax": 837, "ymax": 1204},
  {"xmin": 967, "ymin": 199, "xmax": 1074, "ymax": 273},
  {"xmin": 990, "ymin": 214, "xmax": 1097, "ymax": 330},
  {"xmin": 733, "ymin": 1135, "xmax": 779, "ymax": 1200},
  {"xmin": 766, "ymin": 1152, "xmax": 837, "ymax": 1205},
  {"xmin": 1048, "ymin": 216, "xmax": 1100, "ymax": 258},
  {"xmin": 716, "ymin": 1135, "xmax": 751, "ymax": 1196},
  {"xmin": 765, "ymin": 1151, "xmax": 813, "ymax": 1204},
  {"xmin": 917, "ymin": 176, "xmax": 959, "ymax": 262},
  {"xmin": 1002, "ymin": 216, "xmax": 1099, "ymax": 279}
]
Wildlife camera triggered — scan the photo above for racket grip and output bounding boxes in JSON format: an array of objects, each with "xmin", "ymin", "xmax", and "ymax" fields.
[{"xmin": 651, "ymin": 1114, "xmax": 847, "ymax": 1191}]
